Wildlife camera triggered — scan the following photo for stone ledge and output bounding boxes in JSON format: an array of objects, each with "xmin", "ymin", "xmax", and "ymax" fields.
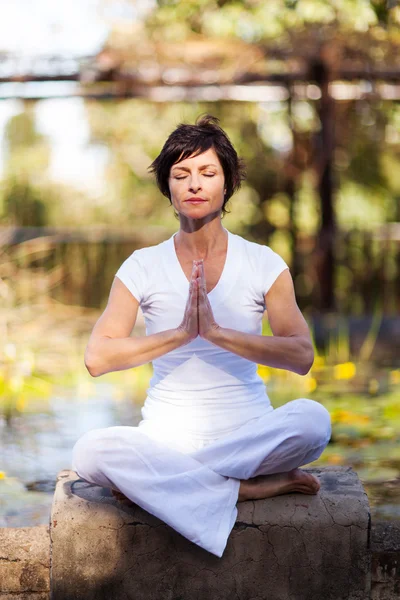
[
  {"xmin": 49, "ymin": 466, "xmax": 371, "ymax": 600},
  {"xmin": 371, "ymin": 520, "xmax": 400, "ymax": 600},
  {"xmin": 0, "ymin": 524, "xmax": 50, "ymax": 599}
]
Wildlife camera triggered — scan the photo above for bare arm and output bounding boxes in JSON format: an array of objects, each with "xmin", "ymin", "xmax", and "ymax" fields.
[
  {"xmin": 203, "ymin": 269, "xmax": 314, "ymax": 375},
  {"xmin": 84, "ymin": 275, "xmax": 198, "ymax": 377}
]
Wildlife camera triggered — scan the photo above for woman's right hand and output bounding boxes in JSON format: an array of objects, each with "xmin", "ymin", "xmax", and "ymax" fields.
[{"xmin": 177, "ymin": 262, "xmax": 199, "ymax": 344}]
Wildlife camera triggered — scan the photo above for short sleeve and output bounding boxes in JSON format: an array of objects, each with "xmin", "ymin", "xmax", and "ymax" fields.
[
  {"xmin": 115, "ymin": 250, "xmax": 146, "ymax": 304},
  {"xmin": 260, "ymin": 246, "xmax": 289, "ymax": 297}
]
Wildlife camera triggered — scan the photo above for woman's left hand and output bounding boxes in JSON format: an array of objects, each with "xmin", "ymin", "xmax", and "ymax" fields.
[{"xmin": 195, "ymin": 260, "xmax": 221, "ymax": 341}]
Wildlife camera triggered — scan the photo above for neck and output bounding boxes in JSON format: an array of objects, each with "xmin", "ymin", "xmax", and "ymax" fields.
[{"xmin": 174, "ymin": 216, "xmax": 227, "ymax": 259}]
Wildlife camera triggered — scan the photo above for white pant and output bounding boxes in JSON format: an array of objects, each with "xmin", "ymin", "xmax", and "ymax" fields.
[{"xmin": 71, "ymin": 398, "xmax": 331, "ymax": 558}]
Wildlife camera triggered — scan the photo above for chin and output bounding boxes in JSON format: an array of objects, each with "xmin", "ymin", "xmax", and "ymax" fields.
[{"xmin": 183, "ymin": 207, "xmax": 210, "ymax": 216}]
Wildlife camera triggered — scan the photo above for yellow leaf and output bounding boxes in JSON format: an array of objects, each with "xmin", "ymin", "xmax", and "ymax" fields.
[
  {"xmin": 334, "ymin": 362, "xmax": 356, "ymax": 380},
  {"xmin": 0, "ymin": 374, "xmax": 5, "ymax": 395},
  {"xmin": 328, "ymin": 454, "xmax": 344, "ymax": 465},
  {"xmin": 331, "ymin": 409, "xmax": 370, "ymax": 425},
  {"xmin": 390, "ymin": 370, "xmax": 400, "ymax": 385},
  {"xmin": 313, "ymin": 356, "xmax": 325, "ymax": 370},
  {"xmin": 16, "ymin": 395, "xmax": 26, "ymax": 413},
  {"xmin": 305, "ymin": 377, "xmax": 317, "ymax": 393},
  {"xmin": 257, "ymin": 365, "xmax": 271, "ymax": 381}
]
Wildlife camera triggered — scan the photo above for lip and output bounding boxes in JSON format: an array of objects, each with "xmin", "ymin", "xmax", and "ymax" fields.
[{"xmin": 184, "ymin": 198, "xmax": 207, "ymax": 203}]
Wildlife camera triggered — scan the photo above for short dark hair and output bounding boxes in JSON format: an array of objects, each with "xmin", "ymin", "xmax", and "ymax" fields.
[{"xmin": 148, "ymin": 114, "xmax": 246, "ymax": 215}]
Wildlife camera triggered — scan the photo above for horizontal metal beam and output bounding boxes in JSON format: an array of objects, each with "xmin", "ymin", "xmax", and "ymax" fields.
[
  {"xmin": 1, "ymin": 80, "xmax": 400, "ymax": 101},
  {"xmin": 1, "ymin": 68, "xmax": 400, "ymax": 85}
]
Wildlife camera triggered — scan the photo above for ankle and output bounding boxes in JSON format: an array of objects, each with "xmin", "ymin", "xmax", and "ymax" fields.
[{"xmin": 238, "ymin": 480, "xmax": 249, "ymax": 502}]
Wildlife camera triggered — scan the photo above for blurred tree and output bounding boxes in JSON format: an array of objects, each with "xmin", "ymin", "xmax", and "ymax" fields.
[
  {"xmin": 96, "ymin": 0, "xmax": 400, "ymax": 311},
  {"xmin": 142, "ymin": 0, "xmax": 399, "ymax": 44},
  {"xmin": 1, "ymin": 0, "xmax": 398, "ymax": 311},
  {"xmin": 83, "ymin": 99, "xmax": 288, "ymax": 237},
  {"xmin": 1, "ymin": 102, "xmax": 50, "ymax": 227},
  {"xmin": 2, "ymin": 180, "xmax": 48, "ymax": 227}
]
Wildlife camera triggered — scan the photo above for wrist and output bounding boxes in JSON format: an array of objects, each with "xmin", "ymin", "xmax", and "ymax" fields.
[
  {"xmin": 204, "ymin": 324, "xmax": 224, "ymax": 344},
  {"xmin": 175, "ymin": 326, "xmax": 195, "ymax": 346}
]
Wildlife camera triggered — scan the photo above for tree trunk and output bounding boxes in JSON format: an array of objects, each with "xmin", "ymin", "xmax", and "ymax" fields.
[{"xmin": 311, "ymin": 47, "xmax": 338, "ymax": 312}]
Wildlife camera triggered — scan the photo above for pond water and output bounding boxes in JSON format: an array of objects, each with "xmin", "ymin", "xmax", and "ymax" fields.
[
  {"xmin": 0, "ymin": 382, "xmax": 399, "ymax": 527},
  {"xmin": 0, "ymin": 383, "xmax": 142, "ymax": 527}
]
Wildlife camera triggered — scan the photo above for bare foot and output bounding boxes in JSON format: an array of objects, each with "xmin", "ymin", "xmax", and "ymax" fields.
[
  {"xmin": 111, "ymin": 488, "xmax": 135, "ymax": 507},
  {"xmin": 238, "ymin": 469, "xmax": 320, "ymax": 502}
]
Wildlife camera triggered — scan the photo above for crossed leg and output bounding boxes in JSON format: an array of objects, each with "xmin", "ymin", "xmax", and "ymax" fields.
[
  {"xmin": 113, "ymin": 469, "xmax": 320, "ymax": 504},
  {"xmin": 71, "ymin": 398, "xmax": 331, "ymax": 557},
  {"xmin": 188, "ymin": 397, "xmax": 330, "ymax": 501},
  {"xmin": 113, "ymin": 396, "xmax": 327, "ymax": 505}
]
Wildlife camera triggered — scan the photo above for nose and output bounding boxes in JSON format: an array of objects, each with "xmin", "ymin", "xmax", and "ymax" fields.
[{"xmin": 188, "ymin": 174, "xmax": 202, "ymax": 193}]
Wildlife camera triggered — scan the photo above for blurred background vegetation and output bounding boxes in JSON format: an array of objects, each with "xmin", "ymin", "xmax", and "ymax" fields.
[{"xmin": 0, "ymin": 0, "xmax": 400, "ymax": 525}]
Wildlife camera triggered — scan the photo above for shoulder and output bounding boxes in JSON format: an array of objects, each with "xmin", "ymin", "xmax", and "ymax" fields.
[
  {"xmin": 122, "ymin": 238, "xmax": 169, "ymax": 267},
  {"xmin": 118, "ymin": 236, "xmax": 170, "ymax": 274},
  {"xmin": 232, "ymin": 233, "xmax": 287, "ymax": 269},
  {"xmin": 231, "ymin": 232, "xmax": 289, "ymax": 296},
  {"xmin": 115, "ymin": 238, "xmax": 169, "ymax": 303}
]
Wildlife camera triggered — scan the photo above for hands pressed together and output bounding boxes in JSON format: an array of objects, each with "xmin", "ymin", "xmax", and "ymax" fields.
[{"xmin": 178, "ymin": 260, "xmax": 221, "ymax": 343}]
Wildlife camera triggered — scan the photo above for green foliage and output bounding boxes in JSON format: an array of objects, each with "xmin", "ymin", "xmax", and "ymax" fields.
[
  {"xmin": 3, "ymin": 108, "xmax": 44, "ymax": 155},
  {"xmin": 80, "ymin": 97, "xmax": 400, "ymax": 241},
  {"xmin": 2, "ymin": 180, "xmax": 48, "ymax": 227},
  {"xmin": 144, "ymin": 0, "xmax": 399, "ymax": 43},
  {"xmin": 0, "ymin": 106, "xmax": 52, "ymax": 226},
  {"xmin": 1, "ymin": 91, "xmax": 399, "ymax": 236}
]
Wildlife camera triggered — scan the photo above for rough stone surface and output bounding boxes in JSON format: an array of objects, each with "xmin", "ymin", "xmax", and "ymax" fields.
[
  {"xmin": 371, "ymin": 520, "xmax": 400, "ymax": 600},
  {"xmin": 0, "ymin": 524, "xmax": 50, "ymax": 599},
  {"xmin": 50, "ymin": 466, "xmax": 371, "ymax": 600},
  {"xmin": 0, "ymin": 595, "xmax": 50, "ymax": 600}
]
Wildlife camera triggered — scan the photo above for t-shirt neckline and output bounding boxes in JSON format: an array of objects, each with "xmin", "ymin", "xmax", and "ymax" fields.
[{"xmin": 166, "ymin": 227, "xmax": 237, "ymax": 305}]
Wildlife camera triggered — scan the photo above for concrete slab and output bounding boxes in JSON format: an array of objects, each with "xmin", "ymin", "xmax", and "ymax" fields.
[
  {"xmin": 50, "ymin": 466, "xmax": 371, "ymax": 600},
  {"xmin": 0, "ymin": 524, "xmax": 50, "ymax": 599}
]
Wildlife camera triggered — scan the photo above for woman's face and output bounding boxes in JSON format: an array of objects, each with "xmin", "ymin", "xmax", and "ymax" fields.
[{"xmin": 168, "ymin": 147, "xmax": 226, "ymax": 220}]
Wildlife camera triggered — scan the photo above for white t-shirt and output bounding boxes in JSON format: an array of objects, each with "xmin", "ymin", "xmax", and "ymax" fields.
[{"xmin": 115, "ymin": 227, "xmax": 289, "ymax": 439}]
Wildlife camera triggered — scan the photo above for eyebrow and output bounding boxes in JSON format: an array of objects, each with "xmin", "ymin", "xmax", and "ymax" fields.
[{"xmin": 171, "ymin": 164, "xmax": 218, "ymax": 172}]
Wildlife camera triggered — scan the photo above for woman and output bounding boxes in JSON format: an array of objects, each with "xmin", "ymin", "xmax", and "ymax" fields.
[{"xmin": 71, "ymin": 114, "xmax": 331, "ymax": 558}]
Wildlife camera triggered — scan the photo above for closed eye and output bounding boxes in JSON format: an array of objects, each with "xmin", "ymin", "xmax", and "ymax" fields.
[{"xmin": 174, "ymin": 174, "xmax": 216, "ymax": 180}]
